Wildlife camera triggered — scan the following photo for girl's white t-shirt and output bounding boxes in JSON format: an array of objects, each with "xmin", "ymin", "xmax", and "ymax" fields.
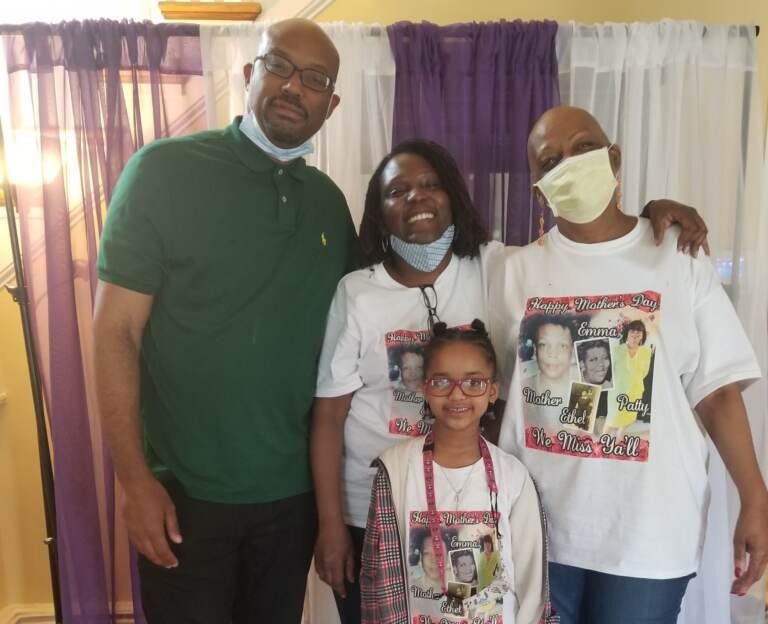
[
  {"xmin": 398, "ymin": 438, "xmax": 544, "ymax": 624},
  {"xmin": 315, "ymin": 243, "xmax": 505, "ymax": 527}
]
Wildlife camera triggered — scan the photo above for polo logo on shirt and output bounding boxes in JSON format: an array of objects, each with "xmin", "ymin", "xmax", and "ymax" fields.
[{"xmin": 320, "ymin": 232, "xmax": 327, "ymax": 246}]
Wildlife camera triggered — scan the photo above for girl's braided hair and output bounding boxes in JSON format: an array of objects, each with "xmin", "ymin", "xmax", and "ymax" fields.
[{"xmin": 423, "ymin": 319, "xmax": 498, "ymax": 379}]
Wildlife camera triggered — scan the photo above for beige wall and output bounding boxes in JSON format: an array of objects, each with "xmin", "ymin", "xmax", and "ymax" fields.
[
  {"xmin": 317, "ymin": 0, "xmax": 768, "ymax": 121},
  {"xmin": 0, "ymin": 287, "xmax": 53, "ymax": 611}
]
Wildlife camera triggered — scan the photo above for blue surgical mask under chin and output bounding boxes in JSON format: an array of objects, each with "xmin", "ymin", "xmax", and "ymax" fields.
[
  {"xmin": 389, "ymin": 225, "xmax": 456, "ymax": 273},
  {"xmin": 239, "ymin": 110, "xmax": 314, "ymax": 163}
]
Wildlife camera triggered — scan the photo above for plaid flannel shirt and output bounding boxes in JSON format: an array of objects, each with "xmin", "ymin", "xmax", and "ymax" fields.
[{"xmin": 361, "ymin": 463, "xmax": 409, "ymax": 624}]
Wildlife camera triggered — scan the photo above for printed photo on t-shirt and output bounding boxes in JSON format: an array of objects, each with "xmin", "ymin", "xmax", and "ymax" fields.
[
  {"xmin": 575, "ymin": 337, "xmax": 614, "ymax": 390},
  {"xmin": 447, "ymin": 580, "xmax": 476, "ymax": 599},
  {"xmin": 407, "ymin": 511, "xmax": 505, "ymax": 624},
  {"xmin": 519, "ymin": 291, "xmax": 659, "ymax": 461},
  {"xmin": 386, "ymin": 329, "xmax": 432, "ymax": 436},
  {"xmin": 562, "ymin": 381, "xmax": 602, "ymax": 434},
  {"xmin": 449, "ymin": 548, "xmax": 479, "ymax": 586}
]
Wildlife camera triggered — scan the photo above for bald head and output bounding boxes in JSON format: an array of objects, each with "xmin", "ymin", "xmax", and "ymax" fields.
[
  {"xmin": 527, "ymin": 105, "xmax": 630, "ymax": 238},
  {"xmin": 245, "ymin": 18, "xmax": 341, "ymax": 150},
  {"xmin": 527, "ymin": 106, "xmax": 614, "ymax": 182},
  {"xmin": 259, "ymin": 18, "xmax": 340, "ymax": 80}
]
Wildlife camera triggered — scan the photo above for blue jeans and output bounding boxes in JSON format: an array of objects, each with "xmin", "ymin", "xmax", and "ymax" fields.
[{"xmin": 549, "ymin": 562, "xmax": 695, "ymax": 624}]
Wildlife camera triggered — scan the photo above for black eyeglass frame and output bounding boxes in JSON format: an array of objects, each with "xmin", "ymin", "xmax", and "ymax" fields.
[
  {"xmin": 254, "ymin": 52, "xmax": 336, "ymax": 93},
  {"xmin": 419, "ymin": 285, "xmax": 441, "ymax": 333}
]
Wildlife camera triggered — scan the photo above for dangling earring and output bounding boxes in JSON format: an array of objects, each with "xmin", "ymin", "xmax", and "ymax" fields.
[
  {"xmin": 616, "ymin": 176, "xmax": 623, "ymax": 212},
  {"xmin": 537, "ymin": 205, "xmax": 546, "ymax": 245}
]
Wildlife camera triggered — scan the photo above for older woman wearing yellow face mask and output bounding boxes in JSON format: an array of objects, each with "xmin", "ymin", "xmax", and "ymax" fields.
[{"xmin": 491, "ymin": 106, "xmax": 768, "ymax": 624}]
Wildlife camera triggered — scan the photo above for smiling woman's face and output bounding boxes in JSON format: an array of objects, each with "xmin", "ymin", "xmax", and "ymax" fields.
[
  {"xmin": 454, "ymin": 553, "xmax": 476, "ymax": 582},
  {"xmin": 535, "ymin": 323, "xmax": 573, "ymax": 382},
  {"xmin": 399, "ymin": 351, "xmax": 424, "ymax": 391},
  {"xmin": 380, "ymin": 153, "xmax": 453, "ymax": 244},
  {"xmin": 582, "ymin": 345, "xmax": 610, "ymax": 384},
  {"xmin": 626, "ymin": 329, "xmax": 644, "ymax": 349}
]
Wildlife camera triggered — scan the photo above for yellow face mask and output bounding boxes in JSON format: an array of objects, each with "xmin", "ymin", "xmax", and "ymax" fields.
[{"xmin": 534, "ymin": 146, "xmax": 618, "ymax": 224}]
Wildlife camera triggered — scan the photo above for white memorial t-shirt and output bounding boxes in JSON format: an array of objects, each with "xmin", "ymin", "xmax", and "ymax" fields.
[
  {"xmin": 316, "ymin": 243, "xmax": 504, "ymax": 527},
  {"xmin": 490, "ymin": 218, "xmax": 760, "ymax": 578},
  {"xmin": 398, "ymin": 438, "xmax": 542, "ymax": 624}
]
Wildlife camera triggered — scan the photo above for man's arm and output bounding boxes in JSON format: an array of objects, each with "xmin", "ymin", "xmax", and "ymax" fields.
[
  {"xmin": 310, "ymin": 394, "xmax": 354, "ymax": 597},
  {"xmin": 93, "ymin": 280, "xmax": 181, "ymax": 568},
  {"xmin": 696, "ymin": 383, "xmax": 768, "ymax": 594}
]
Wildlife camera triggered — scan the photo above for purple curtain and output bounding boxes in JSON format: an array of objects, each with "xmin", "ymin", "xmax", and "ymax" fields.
[
  {"xmin": 387, "ymin": 20, "xmax": 560, "ymax": 245},
  {"xmin": 0, "ymin": 20, "xmax": 204, "ymax": 622}
]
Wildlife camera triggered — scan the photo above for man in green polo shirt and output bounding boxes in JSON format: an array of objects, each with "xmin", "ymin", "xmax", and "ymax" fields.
[{"xmin": 93, "ymin": 18, "xmax": 355, "ymax": 623}]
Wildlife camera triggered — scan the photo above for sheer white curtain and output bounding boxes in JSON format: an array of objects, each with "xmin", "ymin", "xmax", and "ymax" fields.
[
  {"xmin": 199, "ymin": 22, "xmax": 396, "ymax": 228},
  {"xmin": 557, "ymin": 20, "xmax": 767, "ymax": 623}
]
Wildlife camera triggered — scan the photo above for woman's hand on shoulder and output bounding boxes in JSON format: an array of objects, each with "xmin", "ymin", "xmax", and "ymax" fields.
[{"xmin": 643, "ymin": 199, "xmax": 709, "ymax": 257}]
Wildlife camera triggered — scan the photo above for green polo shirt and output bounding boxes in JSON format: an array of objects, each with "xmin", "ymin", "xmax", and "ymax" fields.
[{"xmin": 98, "ymin": 118, "xmax": 357, "ymax": 503}]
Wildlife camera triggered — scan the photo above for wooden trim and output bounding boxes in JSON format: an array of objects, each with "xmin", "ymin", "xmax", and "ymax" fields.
[
  {"xmin": 0, "ymin": 603, "xmax": 55, "ymax": 624},
  {"xmin": 159, "ymin": 2, "xmax": 262, "ymax": 21},
  {"xmin": 0, "ymin": 601, "xmax": 135, "ymax": 623}
]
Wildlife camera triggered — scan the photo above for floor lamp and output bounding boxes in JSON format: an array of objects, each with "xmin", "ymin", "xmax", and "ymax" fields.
[{"xmin": 0, "ymin": 116, "xmax": 64, "ymax": 622}]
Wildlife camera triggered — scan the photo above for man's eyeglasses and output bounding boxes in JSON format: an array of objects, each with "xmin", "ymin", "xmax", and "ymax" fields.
[
  {"xmin": 424, "ymin": 376, "xmax": 492, "ymax": 397},
  {"xmin": 255, "ymin": 52, "xmax": 335, "ymax": 93}
]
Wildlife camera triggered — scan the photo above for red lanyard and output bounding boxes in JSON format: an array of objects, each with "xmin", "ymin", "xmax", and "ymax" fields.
[{"xmin": 422, "ymin": 432, "xmax": 499, "ymax": 596}]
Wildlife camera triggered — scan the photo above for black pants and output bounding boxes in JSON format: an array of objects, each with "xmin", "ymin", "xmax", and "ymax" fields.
[
  {"xmin": 138, "ymin": 480, "xmax": 317, "ymax": 624},
  {"xmin": 332, "ymin": 525, "xmax": 366, "ymax": 624}
]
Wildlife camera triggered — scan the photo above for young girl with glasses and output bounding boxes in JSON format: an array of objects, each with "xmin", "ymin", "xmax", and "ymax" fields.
[{"xmin": 360, "ymin": 320, "xmax": 555, "ymax": 624}]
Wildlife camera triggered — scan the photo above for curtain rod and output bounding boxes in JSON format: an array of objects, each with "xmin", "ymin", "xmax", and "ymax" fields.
[{"xmin": 0, "ymin": 21, "xmax": 760, "ymax": 36}]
